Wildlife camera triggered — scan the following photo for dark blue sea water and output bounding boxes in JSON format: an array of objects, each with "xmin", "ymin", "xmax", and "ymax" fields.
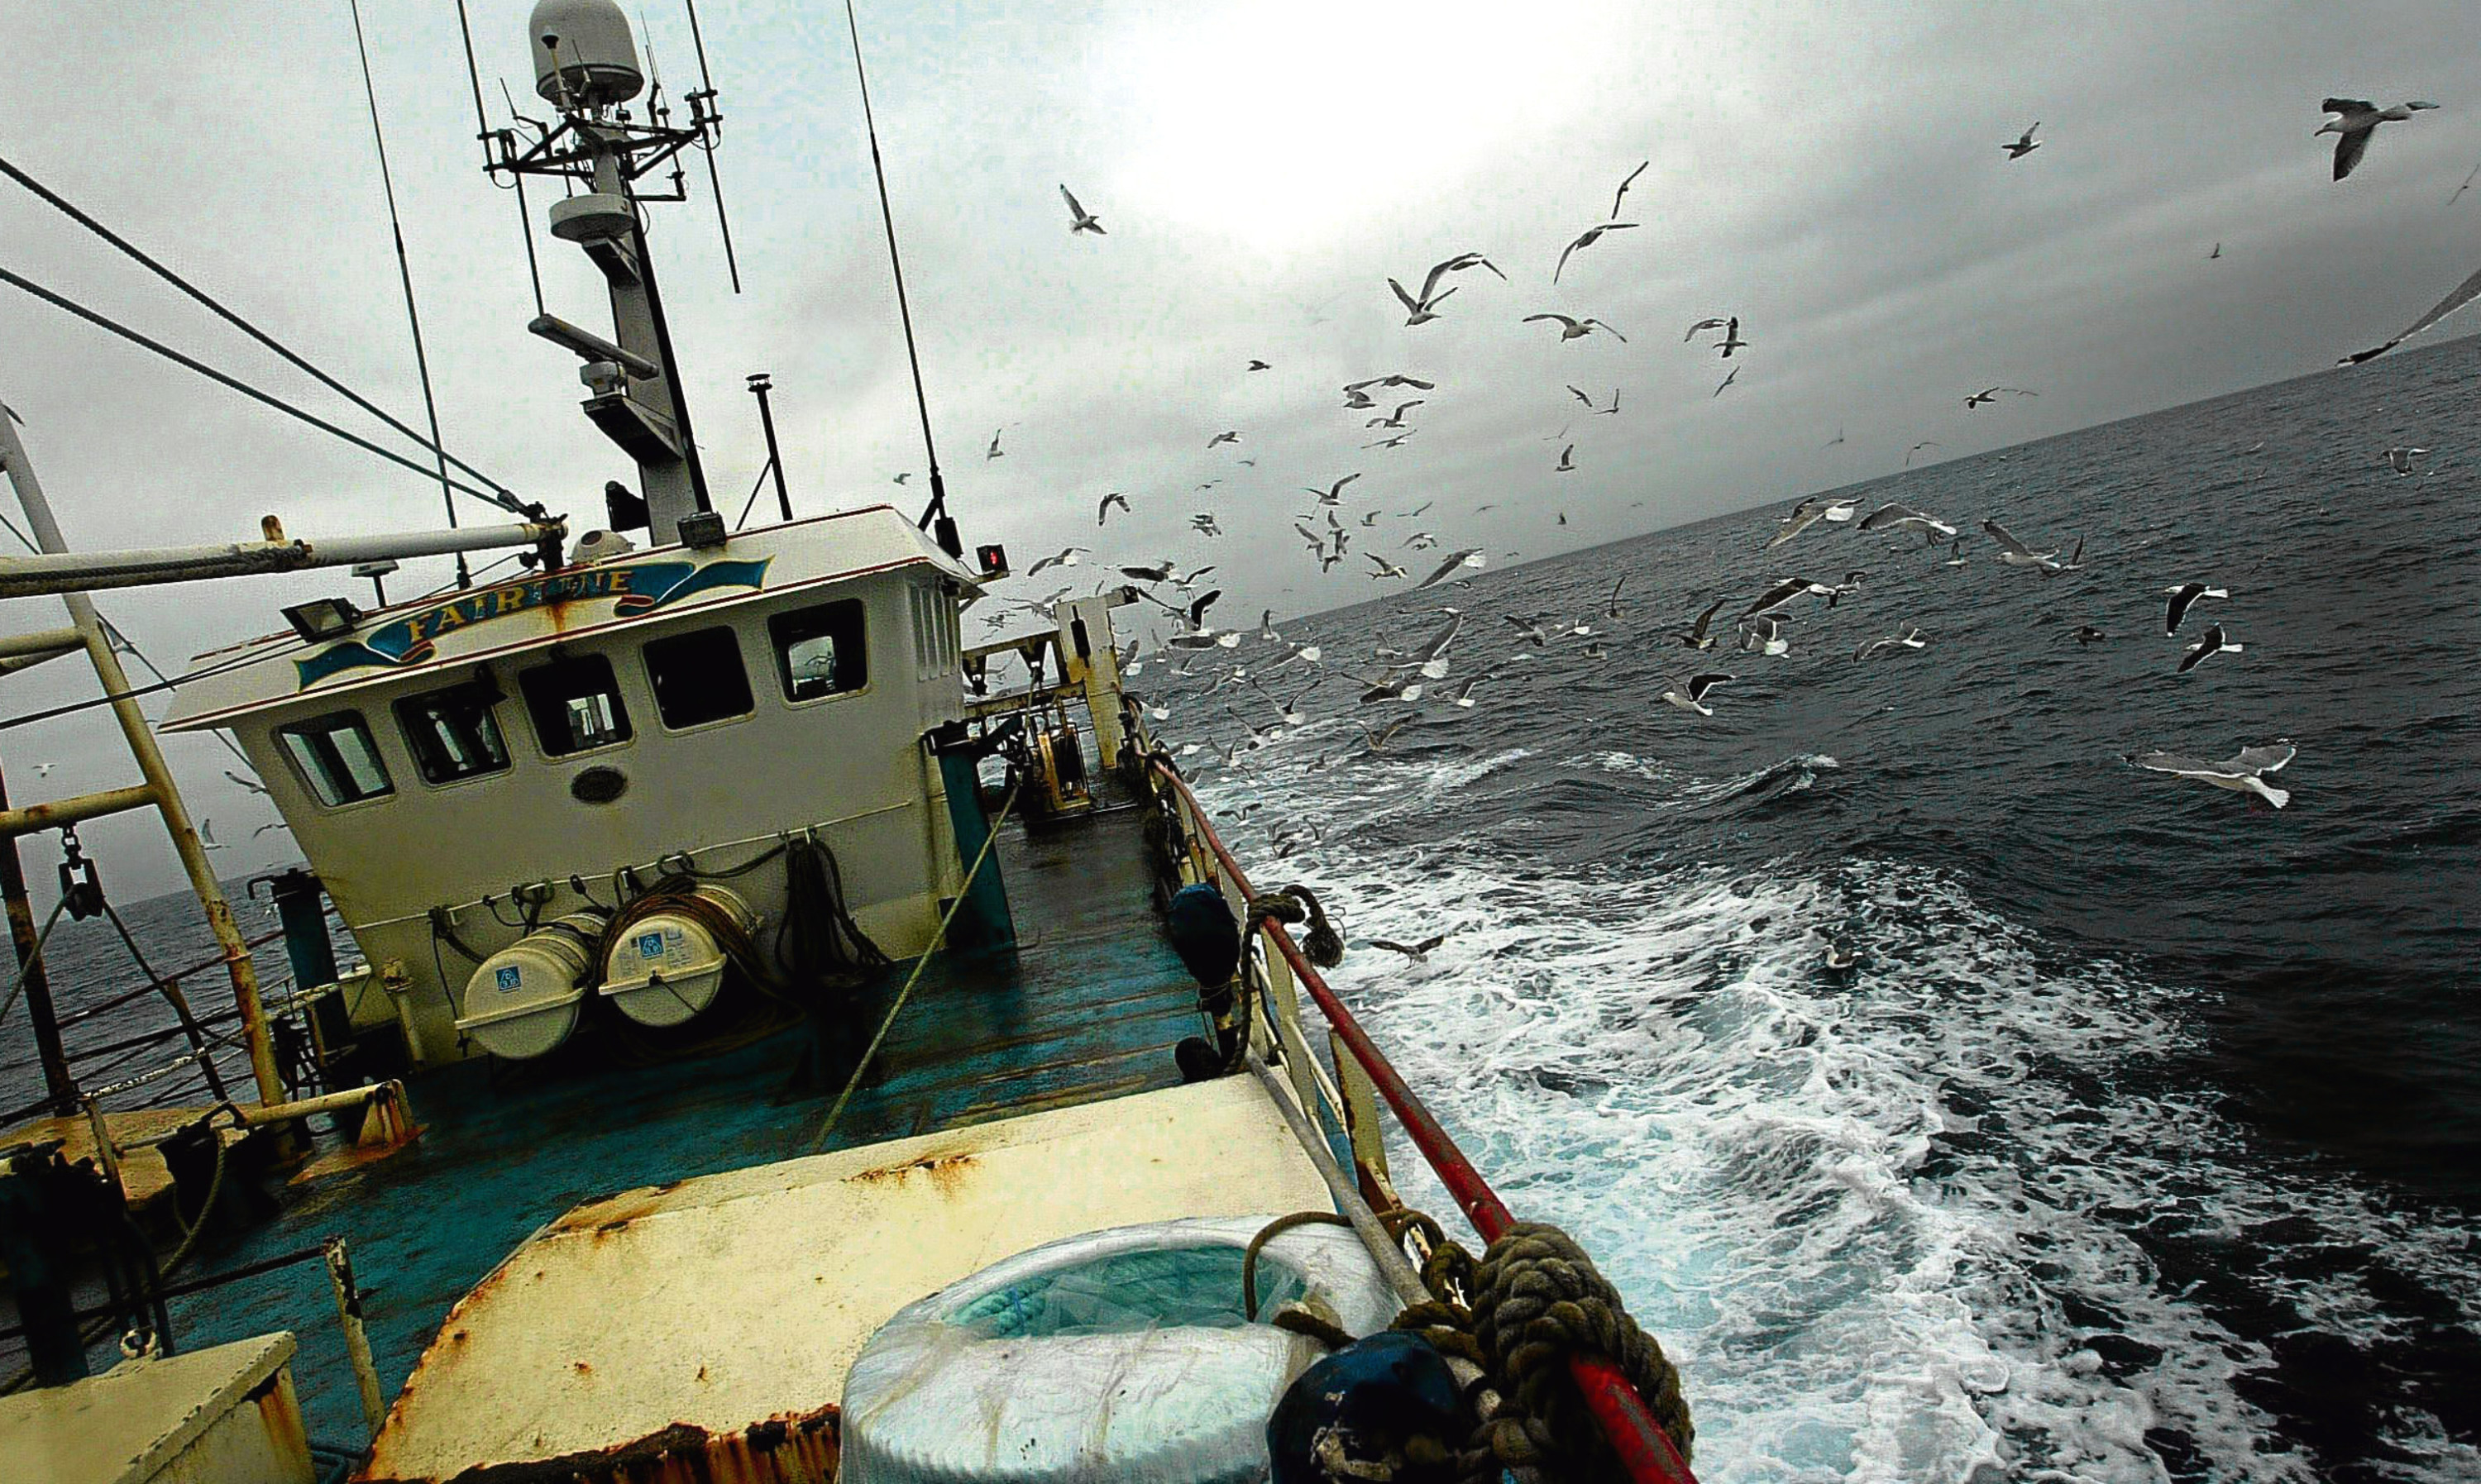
[{"xmin": 1174, "ymin": 335, "xmax": 2481, "ymax": 1481}]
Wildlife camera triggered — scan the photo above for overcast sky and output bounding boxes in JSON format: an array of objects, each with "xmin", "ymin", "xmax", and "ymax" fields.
[{"xmin": 4, "ymin": 0, "xmax": 2479, "ymax": 898}]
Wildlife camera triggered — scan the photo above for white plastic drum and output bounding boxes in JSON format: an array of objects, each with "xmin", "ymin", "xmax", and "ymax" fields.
[
  {"xmin": 599, "ymin": 884, "xmax": 753, "ymax": 1028},
  {"xmin": 454, "ymin": 912, "xmax": 602, "ymax": 1060},
  {"xmin": 840, "ymin": 1215, "xmax": 1399, "ymax": 1484}
]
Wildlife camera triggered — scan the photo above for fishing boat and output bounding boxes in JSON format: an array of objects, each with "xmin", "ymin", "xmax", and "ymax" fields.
[{"xmin": 0, "ymin": 5, "xmax": 1691, "ymax": 1481}]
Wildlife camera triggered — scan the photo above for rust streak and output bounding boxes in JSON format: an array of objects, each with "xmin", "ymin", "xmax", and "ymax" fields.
[
  {"xmin": 846, "ymin": 1150, "xmax": 978, "ymax": 1192},
  {"xmin": 359, "ymin": 1402, "xmax": 840, "ymax": 1484}
]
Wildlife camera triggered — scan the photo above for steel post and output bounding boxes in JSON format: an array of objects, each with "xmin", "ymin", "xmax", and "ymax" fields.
[
  {"xmin": 0, "ymin": 406, "xmax": 284, "ymax": 1106},
  {"xmin": 0, "ymin": 758, "xmax": 73, "ymax": 1111},
  {"xmin": 323, "ymin": 1236, "xmax": 387, "ymax": 1439}
]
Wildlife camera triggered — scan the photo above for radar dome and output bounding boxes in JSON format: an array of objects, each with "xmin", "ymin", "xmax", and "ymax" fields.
[{"xmin": 529, "ymin": 0, "xmax": 643, "ymax": 109}]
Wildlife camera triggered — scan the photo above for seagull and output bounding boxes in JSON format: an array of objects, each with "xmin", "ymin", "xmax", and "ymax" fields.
[
  {"xmin": 1942, "ymin": 538, "xmax": 1968, "ymax": 567},
  {"xmin": 2004, "ymin": 122, "xmax": 2041, "ymax": 160},
  {"xmin": 2070, "ymin": 624, "xmax": 2109, "ymax": 645},
  {"xmin": 1356, "ymin": 718, "xmax": 1413, "ymax": 753},
  {"xmin": 1408, "ymin": 613, "xmax": 1464, "ymax": 678},
  {"xmin": 1370, "ymin": 932, "xmax": 1450, "ymax": 963},
  {"xmin": 2209, "ymin": 242, "xmax": 2222, "ymax": 260},
  {"xmin": 1853, "ymin": 624, "xmax": 1929, "ymax": 661},
  {"xmin": 1715, "ymin": 317, "xmax": 1748, "ymax": 356},
  {"xmin": 1097, "ymin": 491, "xmax": 1131, "ymax": 525},
  {"xmin": 1025, "ymin": 546, "xmax": 1087, "ymax": 575},
  {"xmin": 253, "ymin": 820, "xmax": 289, "ymax": 839},
  {"xmin": 1365, "ymin": 431, "xmax": 1417, "ymax": 451},
  {"xmin": 1604, "ymin": 575, "xmax": 1628, "ymax": 619},
  {"xmin": 1567, "ymin": 384, "xmax": 1597, "ymax": 408},
  {"xmin": 1714, "ymin": 366, "xmax": 1740, "ymax": 397},
  {"xmin": 1661, "ymin": 672, "xmax": 1734, "ymax": 716},
  {"xmin": 2177, "ymin": 623, "xmax": 2244, "ymax": 674},
  {"xmin": 1555, "ymin": 444, "xmax": 1577, "ymax": 473},
  {"xmin": 1449, "ymin": 675, "xmax": 1484, "ymax": 708},
  {"xmin": 1417, "ymin": 253, "xmax": 1508, "ymax": 300},
  {"xmin": 1593, "ymin": 388, "xmax": 1620, "ymax": 416},
  {"xmin": 1983, "ymin": 518, "xmax": 2076, "ymax": 575},
  {"xmin": 1904, "ymin": 441, "xmax": 1942, "ymax": 467},
  {"xmin": 1609, "ymin": 160, "xmax": 1649, "ymax": 220},
  {"xmin": 2382, "ymin": 445, "xmax": 2429, "ymax": 475},
  {"xmin": 1822, "ymin": 933, "xmax": 1858, "ymax": 970},
  {"xmin": 1416, "ymin": 549, "xmax": 1487, "ymax": 589},
  {"xmin": 2163, "ymin": 583, "xmax": 2228, "ymax": 635},
  {"xmin": 199, "ymin": 818, "xmax": 226, "ymax": 851},
  {"xmin": 1059, "ymin": 184, "xmax": 1105, "ymax": 233},
  {"xmin": 1858, "ymin": 502, "xmax": 1958, "ymax": 540},
  {"xmin": 1685, "ymin": 317, "xmax": 1729, "ymax": 342},
  {"xmin": 31, "ymin": 761, "xmax": 57, "ymax": 779},
  {"xmin": 892, "ymin": 471, "xmax": 912, "ymax": 484},
  {"xmin": 1389, "ymin": 276, "xmax": 1459, "ymax": 326},
  {"xmin": 1553, "ymin": 222, "xmax": 1637, "ymax": 283},
  {"xmin": 1207, "ymin": 430, "xmax": 1240, "ymax": 448},
  {"xmin": 985, "ymin": 427, "xmax": 1005, "ymax": 460},
  {"xmin": 1743, "ymin": 576, "xmax": 1839, "ymax": 618},
  {"xmin": 1247, "ymin": 359, "xmax": 1272, "ymax": 371},
  {"xmin": 2126, "ymin": 741, "xmax": 2296, "ymax": 809},
  {"xmin": 1769, "ymin": 496, "xmax": 1859, "ymax": 547},
  {"xmin": 1675, "ymin": 597, "xmax": 1729, "ymax": 649},
  {"xmin": 1503, "ymin": 614, "xmax": 1551, "ymax": 647},
  {"xmin": 1524, "ymin": 313, "xmax": 1628, "ymax": 343},
  {"xmin": 1824, "ymin": 426, "xmax": 1848, "ymax": 448},
  {"xmin": 2319, "ymin": 98, "xmax": 2439, "ymax": 181},
  {"xmin": 1305, "ymin": 474, "xmax": 1364, "ymax": 506},
  {"xmin": 1737, "ymin": 615, "xmax": 1790, "ymax": 656},
  {"xmin": 223, "ymin": 769, "xmax": 268, "ymax": 794},
  {"xmin": 1367, "ymin": 400, "xmax": 1426, "ymax": 430},
  {"xmin": 1367, "ymin": 554, "xmax": 1408, "ymax": 580},
  {"xmin": 1120, "ymin": 561, "xmax": 1182, "ymax": 583},
  {"xmin": 1965, "ymin": 387, "xmax": 2002, "ymax": 408}
]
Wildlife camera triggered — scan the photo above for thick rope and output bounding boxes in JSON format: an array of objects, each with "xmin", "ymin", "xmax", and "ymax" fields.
[
  {"xmin": 1391, "ymin": 1219, "xmax": 1693, "ymax": 1482},
  {"xmin": 804, "ymin": 780, "xmax": 1021, "ymax": 1152}
]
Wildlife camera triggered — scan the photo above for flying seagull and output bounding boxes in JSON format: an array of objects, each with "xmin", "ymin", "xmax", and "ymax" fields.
[
  {"xmin": 1366, "ymin": 554, "xmax": 1408, "ymax": 580},
  {"xmin": 1609, "ymin": 160, "xmax": 1649, "ymax": 221},
  {"xmin": 1553, "ymin": 222, "xmax": 1637, "ymax": 283},
  {"xmin": 1684, "ymin": 317, "xmax": 1728, "ymax": 342},
  {"xmin": 1904, "ymin": 441, "xmax": 1942, "ymax": 467},
  {"xmin": 1059, "ymin": 184, "xmax": 1105, "ymax": 233},
  {"xmin": 1768, "ymin": 496, "xmax": 1858, "ymax": 548},
  {"xmin": 1965, "ymin": 387, "xmax": 2003, "ymax": 408},
  {"xmin": 1555, "ymin": 444, "xmax": 1577, "ymax": 472},
  {"xmin": 1097, "ymin": 491, "xmax": 1130, "ymax": 525},
  {"xmin": 1416, "ymin": 548, "xmax": 1486, "ymax": 589},
  {"xmin": 1825, "ymin": 426, "xmax": 1848, "ymax": 448},
  {"xmin": 2163, "ymin": 581, "xmax": 2227, "ymax": 635},
  {"xmin": 2126, "ymin": 741, "xmax": 2296, "ymax": 809},
  {"xmin": 1247, "ymin": 359, "xmax": 1271, "ymax": 371},
  {"xmin": 1207, "ymin": 430, "xmax": 1240, "ymax": 448},
  {"xmin": 223, "ymin": 769, "xmax": 268, "ymax": 795},
  {"xmin": 2382, "ymin": 445, "xmax": 2429, "ymax": 475},
  {"xmin": 1025, "ymin": 546, "xmax": 1087, "ymax": 576},
  {"xmin": 1983, "ymin": 518, "xmax": 2076, "ymax": 574},
  {"xmin": 1714, "ymin": 366, "xmax": 1740, "ymax": 397},
  {"xmin": 1661, "ymin": 672, "xmax": 1734, "ymax": 716},
  {"xmin": 1853, "ymin": 624, "xmax": 1929, "ymax": 661},
  {"xmin": 1715, "ymin": 317, "xmax": 1748, "ymax": 356},
  {"xmin": 985, "ymin": 427, "xmax": 1004, "ymax": 460},
  {"xmin": 1737, "ymin": 615, "xmax": 1790, "ymax": 656},
  {"xmin": 2004, "ymin": 122, "xmax": 2041, "ymax": 160},
  {"xmin": 1858, "ymin": 502, "xmax": 1958, "ymax": 540},
  {"xmin": 2319, "ymin": 98, "xmax": 2438, "ymax": 181},
  {"xmin": 1389, "ymin": 276, "xmax": 1458, "ymax": 327},
  {"xmin": 1743, "ymin": 576, "xmax": 1839, "ymax": 618},
  {"xmin": 2177, "ymin": 623, "xmax": 2244, "ymax": 674},
  {"xmin": 1524, "ymin": 313, "xmax": 1628, "ymax": 343},
  {"xmin": 1370, "ymin": 933, "xmax": 1450, "ymax": 962},
  {"xmin": 199, "ymin": 818, "xmax": 226, "ymax": 851},
  {"xmin": 2209, "ymin": 241, "xmax": 2222, "ymax": 260},
  {"xmin": 1304, "ymin": 474, "xmax": 1363, "ymax": 505},
  {"xmin": 1675, "ymin": 597, "xmax": 1729, "ymax": 649}
]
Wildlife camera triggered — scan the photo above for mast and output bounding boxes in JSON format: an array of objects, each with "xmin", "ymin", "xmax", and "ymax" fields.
[{"xmin": 486, "ymin": 0, "xmax": 726, "ymax": 544}]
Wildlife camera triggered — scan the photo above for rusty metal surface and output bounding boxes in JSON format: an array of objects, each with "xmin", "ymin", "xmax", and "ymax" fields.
[{"xmin": 358, "ymin": 1404, "xmax": 837, "ymax": 1484}]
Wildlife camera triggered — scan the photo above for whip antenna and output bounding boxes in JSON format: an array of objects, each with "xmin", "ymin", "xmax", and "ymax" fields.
[
  {"xmin": 348, "ymin": 0, "xmax": 470, "ymax": 587},
  {"xmin": 681, "ymin": 0, "xmax": 743, "ymax": 293},
  {"xmin": 842, "ymin": 0, "xmax": 959, "ymax": 558}
]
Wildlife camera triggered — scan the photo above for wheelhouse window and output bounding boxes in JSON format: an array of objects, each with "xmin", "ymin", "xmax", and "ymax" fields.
[
  {"xmin": 770, "ymin": 600, "xmax": 868, "ymax": 703},
  {"xmin": 519, "ymin": 653, "xmax": 633, "ymax": 756},
  {"xmin": 394, "ymin": 680, "xmax": 510, "ymax": 785},
  {"xmin": 275, "ymin": 711, "xmax": 393, "ymax": 806},
  {"xmin": 643, "ymin": 627, "xmax": 753, "ymax": 729}
]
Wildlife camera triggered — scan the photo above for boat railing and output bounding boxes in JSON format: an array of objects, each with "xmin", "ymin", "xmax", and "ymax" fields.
[{"xmin": 1147, "ymin": 754, "xmax": 1699, "ymax": 1484}]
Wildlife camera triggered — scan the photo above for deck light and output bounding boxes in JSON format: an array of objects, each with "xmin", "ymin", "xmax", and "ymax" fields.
[{"xmin": 281, "ymin": 597, "xmax": 364, "ymax": 642}]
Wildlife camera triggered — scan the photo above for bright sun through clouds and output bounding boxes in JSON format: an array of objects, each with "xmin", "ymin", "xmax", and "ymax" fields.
[{"xmin": 1113, "ymin": 4, "xmax": 1600, "ymax": 246}]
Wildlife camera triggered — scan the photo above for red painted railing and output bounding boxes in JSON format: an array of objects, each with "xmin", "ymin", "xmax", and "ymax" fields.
[{"xmin": 1153, "ymin": 760, "xmax": 1698, "ymax": 1484}]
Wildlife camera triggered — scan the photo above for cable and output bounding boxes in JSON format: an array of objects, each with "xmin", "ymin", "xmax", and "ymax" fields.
[
  {"xmin": 0, "ymin": 642, "xmax": 273, "ymax": 735},
  {"xmin": 0, "ymin": 151, "xmax": 523, "ymax": 509},
  {"xmin": 733, "ymin": 455, "xmax": 776, "ymax": 530},
  {"xmin": 0, "ymin": 268, "xmax": 524, "ymax": 514}
]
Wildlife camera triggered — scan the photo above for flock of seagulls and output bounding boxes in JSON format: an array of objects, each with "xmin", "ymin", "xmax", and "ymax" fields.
[{"xmin": 958, "ymin": 90, "xmax": 2459, "ymax": 842}]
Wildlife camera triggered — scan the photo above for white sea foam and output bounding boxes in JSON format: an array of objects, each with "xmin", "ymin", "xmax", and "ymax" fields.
[{"xmin": 1197, "ymin": 769, "xmax": 2479, "ymax": 1482}]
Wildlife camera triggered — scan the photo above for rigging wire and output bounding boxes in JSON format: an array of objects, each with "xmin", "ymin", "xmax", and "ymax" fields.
[
  {"xmin": 840, "ymin": 0, "xmax": 954, "ymax": 549},
  {"xmin": 346, "ymin": 0, "xmax": 471, "ymax": 589},
  {"xmin": 0, "ymin": 267, "xmax": 523, "ymax": 514},
  {"xmin": 680, "ymin": 0, "xmax": 743, "ymax": 293},
  {"xmin": 0, "ymin": 152, "xmax": 523, "ymax": 511}
]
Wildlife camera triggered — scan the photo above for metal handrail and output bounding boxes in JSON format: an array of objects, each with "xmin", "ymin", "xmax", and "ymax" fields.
[{"xmin": 1151, "ymin": 757, "xmax": 1699, "ymax": 1484}]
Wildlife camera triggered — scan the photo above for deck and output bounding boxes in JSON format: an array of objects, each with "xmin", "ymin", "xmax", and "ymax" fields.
[{"xmin": 56, "ymin": 787, "xmax": 1211, "ymax": 1449}]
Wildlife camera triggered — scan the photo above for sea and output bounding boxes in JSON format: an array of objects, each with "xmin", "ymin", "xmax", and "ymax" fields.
[
  {"xmin": 1168, "ymin": 334, "xmax": 2480, "ymax": 1482},
  {"xmin": 3, "ymin": 336, "xmax": 2473, "ymax": 1482}
]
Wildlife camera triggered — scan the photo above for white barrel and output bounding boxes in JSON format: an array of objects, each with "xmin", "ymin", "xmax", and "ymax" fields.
[
  {"xmin": 600, "ymin": 884, "xmax": 753, "ymax": 1028},
  {"xmin": 454, "ymin": 913, "xmax": 603, "ymax": 1061},
  {"xmin": 840, "ymin": 1216, "xmax": 1399, "ymax": 1484}
]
